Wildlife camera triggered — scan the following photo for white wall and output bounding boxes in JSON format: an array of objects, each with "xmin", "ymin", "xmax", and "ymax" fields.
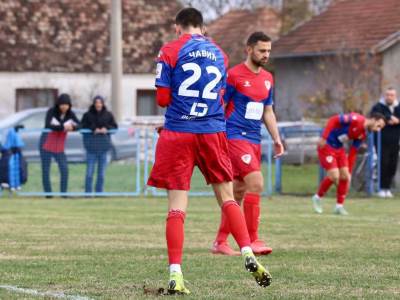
[{"xmin": 0, "ymin": 72, "xmax": 156, "ymax": 120}]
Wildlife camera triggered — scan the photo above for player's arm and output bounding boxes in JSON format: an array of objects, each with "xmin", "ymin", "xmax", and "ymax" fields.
[
  {"xmin": 155, "ymin": 45, "xmax": 175, "ymax": 107},
  {"xmin": 262, "ymin": 88, "xmax": 283, "ymax": 157},
  {"xmin": 348, "ymin": 139, "xmax": 362, "ymax": 173}
]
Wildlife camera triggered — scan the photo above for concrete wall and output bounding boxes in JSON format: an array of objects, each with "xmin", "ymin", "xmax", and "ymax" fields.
[
  {"xmin": 0, "ymin": 72, "xmax": 155, "ymax": 120},
  {"xmin": 382, "ymin": 42, "xmax": 400, "ymax": 92},
  {"xmin": 273, "ymin": 55, "xmax": 382, "ymax": 120}
]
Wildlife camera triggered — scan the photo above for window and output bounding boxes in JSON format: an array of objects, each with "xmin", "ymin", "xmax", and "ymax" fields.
[
  {"xmin": 136, "ymin": 89, "xmax": 165, "ymax": 116},
  {"xmin": 16, "ymin": 88, "xmax": 58, "ymax": 111}
]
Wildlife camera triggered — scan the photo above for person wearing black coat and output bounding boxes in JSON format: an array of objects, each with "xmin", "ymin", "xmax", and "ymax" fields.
[
  {"xmin": 370, "ymin": 87, "xmax": 400, "ymax": 198},
  {"xmin": 39, "ymin": 93, "xmax": 79, "ymax": 196},
  {"xmin": 81, "ymin": 96, "xmax": 118, "ymax": 194}
]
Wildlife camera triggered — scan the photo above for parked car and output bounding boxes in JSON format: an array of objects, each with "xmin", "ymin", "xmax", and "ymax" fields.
[
  {"xmin": 261, "ymin": 121, "xmax": 322, "ymax": 165},
  {"xmin": 0, "ymin": 107, "xmax": 137, "ymax": 162}
]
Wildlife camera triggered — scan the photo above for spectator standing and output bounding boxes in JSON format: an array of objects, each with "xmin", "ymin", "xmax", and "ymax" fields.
[
  {"xmin": 370, "ymin": 87, "xmax": 400, "ymax": 198},
  {"xmin": 39, "ymin": 93, "xmax": 80, "ymax": 197},
  {"xmin": 81, "ymin": 96, "xmax": 117, "ymax": 194}
]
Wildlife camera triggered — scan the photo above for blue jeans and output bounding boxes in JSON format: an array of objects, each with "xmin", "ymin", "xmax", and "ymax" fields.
[
  {"xmin": 85, "ymin": 152, "xmax": 108, "ymax": 193},
  {"xmin": 40, "ymin": 150, "xmax": 68, "ymax": 194}
]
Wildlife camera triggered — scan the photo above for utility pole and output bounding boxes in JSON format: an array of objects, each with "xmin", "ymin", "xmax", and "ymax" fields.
[{"xmin": 111, "ymin": 0, "xmax": 123, "ymax": 122}]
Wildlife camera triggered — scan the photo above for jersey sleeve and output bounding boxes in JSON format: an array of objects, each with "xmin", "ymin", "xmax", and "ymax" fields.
[
  {"xmin": 155, "ymin": 45, "xmax": 177, "ymax": 88},
  {"xmin": 263, "ymin": 89, "xmax": 274, "ymax": 106},
  {"xmin": 223, "ymin": 70, "xmax": 236, "ymax": 104},
  {"xmin": 339, "ymin": 113, "xmax": 352, "ymax": 125}
]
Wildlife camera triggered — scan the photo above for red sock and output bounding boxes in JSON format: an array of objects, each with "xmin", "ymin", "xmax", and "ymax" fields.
[
  {"xmin": 243, "ymin": 193, "xmax": 260, "ymax": 242},
  {"xmin": 222, "ymin": 200, "xmax": 251, "ymax": 249},
  {"xmin": 215, "ymin": 211, "xmax": 230, "ymax": 244},
  {"xmin": 166, "ymin": 210, "xmax": 185, "ymax": 265},
  {"xmin": 317, "ymin": 177, "xmax": 333, "ymax": 197},
  {"xmin": 337, "ymin": 179, "xmax": 349, "ymax": 204}
]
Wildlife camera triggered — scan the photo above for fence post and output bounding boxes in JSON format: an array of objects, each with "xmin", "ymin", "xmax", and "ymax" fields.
[
  {"xmin": 143, "ymin": 128, "xmax": 149, "ymax": 196},
  {"xmin": 135, "ymin": 128, "xmax": 141, "ymax": 195},
  {"xmin": 266, "ymin": 134, "xmax": 273, "ymax": 196},
  {"xmin": 377, "ymin": 130, "xmax": 382, "ymax": 194},
  {"xmin": 366, "ymin": 132, "xmax": 375, "ymax": 196},
  {"xmin": 274, "ymin": 157, "xmax": 282, "ymax": 194}
]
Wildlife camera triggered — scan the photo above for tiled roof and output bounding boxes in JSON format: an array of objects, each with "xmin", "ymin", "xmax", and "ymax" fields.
[
  {"xmin": 0, "ymin": 0, "xmax": 181, "ymax": 73},
  {"xmin": 272, "ymin": 0, "xmax": 400, "ymax": 58},
  {"xmin": 207, "ymin": 7, "xmax": 282, "ymax": 65}
]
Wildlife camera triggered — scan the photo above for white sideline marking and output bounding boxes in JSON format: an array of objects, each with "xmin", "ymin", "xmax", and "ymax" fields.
[{"xmin": 0, "ymin": 285, "xmax": 94, "ymax": 300}]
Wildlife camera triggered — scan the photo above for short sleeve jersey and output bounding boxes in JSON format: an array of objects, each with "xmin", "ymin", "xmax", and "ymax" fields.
[
  {"xmin": 224, "ymin": 63, "xmax": 274, "ymax": 144},
  {"xmin": 155, "ymin": 34, "xmax": 228, "ymax": 133},
  {"xmin": 324, "ymin": 113, "xmax": 367, "ymax": 149}
]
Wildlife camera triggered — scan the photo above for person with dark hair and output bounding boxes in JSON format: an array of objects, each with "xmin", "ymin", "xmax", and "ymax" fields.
[
  {"xmin": 212, "ymin": 31, "xmax": 283, "ymax": 257},
  {"xmin": 81, "ymin": 96, "xmax": 117, "ymax": 194},
  {"xmin": 148, "ymin": 7, "xmax": 271, "ymax": 295},
  {"xmin": 311, "ymin": 112, "xmax": 386, "ymax": 215},
  {"xmin": 370, "ymin": 87, "xmax": 400, "ymax": 198},
  {"xmin": 39, "ymin": 93, "xmax": 79, "ymax": 197}
]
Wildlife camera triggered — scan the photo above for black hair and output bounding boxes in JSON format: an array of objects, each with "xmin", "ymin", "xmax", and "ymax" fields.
[
  {"xmin": 175, "ymin": 7, "xmax": 203, "ymax": 29},
  {"xmin": 370, "ymin": 112, "xmax": 386, "ymax": 124},
  {"xmin": 246, "ymin": 31, "xmax": 272, "ymax": 47}
]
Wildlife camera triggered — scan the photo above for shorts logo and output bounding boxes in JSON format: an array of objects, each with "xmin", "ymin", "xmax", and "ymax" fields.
[
  {"xmin": 326, "ymin": 156, "xmax": 333, "ymax": 164},
  {"xmin": 241, "ymin": 154, "xmax": 252, "ymax": 164}
]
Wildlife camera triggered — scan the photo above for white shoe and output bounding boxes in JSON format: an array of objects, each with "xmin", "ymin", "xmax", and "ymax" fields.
[
  {"xmin": 311, "ymin": 194, "xmax": 323, "ymax": 214},
  {"xmin": 333, "ymin": 206, "xmax": 349, "ymax": 216},
  {"xmin": 377, "ymin": 190, "xmax": 387, "ymax": 198},
  {"xmin": 386, "ymin": 190, "xmax": 394, "ymax": 198}
]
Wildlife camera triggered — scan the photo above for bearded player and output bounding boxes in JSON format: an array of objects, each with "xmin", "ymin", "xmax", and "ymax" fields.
[
  {"xmin": 147, "ymin": 8, "xmax": 271, "ymax": 294},
  {"xmin": 312, "ymin": 112, "xmax": 385, "ymax": 215},
  {"xmin": 212, "ymin": 32, "xmax": 284, "ymax": 256}
]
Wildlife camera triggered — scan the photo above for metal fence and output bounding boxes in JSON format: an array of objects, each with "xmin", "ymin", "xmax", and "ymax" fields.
[{"xmin": 0, "ymin": 127, "xmax": 383, "ymax": 198}]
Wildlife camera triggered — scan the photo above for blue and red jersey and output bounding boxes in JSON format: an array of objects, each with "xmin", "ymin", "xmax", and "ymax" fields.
[
  {"xmin": 155, "ymin": 34, "xmax": 228, "ymax": 133},
  {"xmin": 322, "ymin": 113, "xmax": 367, "ymax": 149},
  {"xmin": 224, "ymin": 63, "xmax": 274, "ymax": 144}
]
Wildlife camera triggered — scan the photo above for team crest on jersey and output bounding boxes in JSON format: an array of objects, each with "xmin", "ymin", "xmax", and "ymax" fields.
[
  {"xmin": 241, "ymin": 154, "xmax": 252, "ymax": 164},
  {"xmin": 265, "ymin": 80, "xmax": 271, "ymax": 90},
  {"xmin": 244, "ymin": 81, "xmax": 251, "ymax": 87},
  {"xmin": 326, "ymin": 156, "xmax": 333, "ymax": 164}
]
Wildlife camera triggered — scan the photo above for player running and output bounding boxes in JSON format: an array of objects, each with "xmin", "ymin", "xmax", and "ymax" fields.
[
  {"xmin": 147, "ymin": 8, "xmax": 271, "ymax": 294},
  {"xmin": 312, "ymin": 112, "xmax": 385, "ymax": 215},
  {"xmin": 211, "ymin": 32, "xmax": 284, "ymax": 256}
]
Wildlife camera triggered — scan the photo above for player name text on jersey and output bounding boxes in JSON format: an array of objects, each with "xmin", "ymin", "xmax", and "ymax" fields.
[{"xmin": 189, "ymin": 50, "xmax": 217, "ymax": 61}]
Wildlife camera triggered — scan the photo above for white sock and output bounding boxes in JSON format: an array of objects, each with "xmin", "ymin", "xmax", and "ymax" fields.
[
  {"xmin": 313, "ymin": 194, "xmax": 321, "ymax": 200},
  {"xmin": 336, "ymin": 204, "xmax": 343, "ymax": 209},
  {"xmin": 169, "ymin": 264, "xmax": 182, "ymax": 274},
  {"xmin": 240, "ymin": 246, "xmax": 253, "ymax": 255}
]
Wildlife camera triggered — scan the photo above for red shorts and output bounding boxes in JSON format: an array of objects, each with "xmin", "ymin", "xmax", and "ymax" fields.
[
  {"xmin": 147, "ymin": 129, "xmax": 233, "ymax": 190},
  {"xmin": 318, "ymin": 145, "xmax": 348, "ymax": 170},
  {"xmin": 228, "ymin": 139, "xmax": 261, "ymax": 181}
]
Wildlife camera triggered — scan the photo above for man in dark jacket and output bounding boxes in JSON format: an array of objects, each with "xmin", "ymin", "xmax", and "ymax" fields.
[
  {"xmin": 81, "ymin": 96, "xmax": 117, "ymax": 194},
  {"xmin": 39, "ymin": 93, "xmax": 80, "ymax": 196},
  {"xmin": 370, "ymin": 87, "xmax": 400, "ymax": 198}
]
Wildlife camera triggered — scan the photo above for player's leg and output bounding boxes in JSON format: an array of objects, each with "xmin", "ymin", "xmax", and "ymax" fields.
[
  {"xmin": 334, "ymin": 167, "xmax": 351, "ymax": 215},
  {"xmin": 312, "ymin": 146, "xmax": 339, "ymax": 213},
  {"xmin": 211, "ymin": 179, "xmax": 244, "ymax": 256},
  {"xmin": 147, "ymin": 130, "xmax": 194, "ymax": 294},
  {"xmin": 198, "ymin": 133, "xmax": 271, "ymax": 287},
  {"xmin": 242, "ymin": 171, "xmax": 272, "ymax": 255}
]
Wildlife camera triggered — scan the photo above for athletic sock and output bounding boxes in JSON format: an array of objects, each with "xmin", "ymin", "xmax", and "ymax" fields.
[
  {"xmin": 221, "ymin": 200, "xmax": 251, "ymax": 249},
  {"xmin": 243, "ymin": 192, "xmax": 261, "ymax": 242},
  {"xmin": 169, "ymin": 264, "xmax": 182, "ymax": 274},
  {"xmin": 215, "ymin": 211, "xmax": 230, "ymax": 244},
  {"xmin": 166, "ymin": 209, "xmax": 185, "ymax": 265},
  {"xmin": 317, "ymin": 177, "xmax": 333, "ymax": 198},
  {"xmin": 337, "ymin": 179, "xmax": 349, "ymax": 205}
]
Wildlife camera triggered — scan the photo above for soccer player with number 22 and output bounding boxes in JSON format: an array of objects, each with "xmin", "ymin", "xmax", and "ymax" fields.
[{"xmin": 147, "ymin": 7, "xmax": 272, "ymax": 295}]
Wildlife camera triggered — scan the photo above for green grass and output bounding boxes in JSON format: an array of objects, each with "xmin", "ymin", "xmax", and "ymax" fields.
[{"xmin": 0, "ymin": 195, "xmax": 399, "ymax": 299}]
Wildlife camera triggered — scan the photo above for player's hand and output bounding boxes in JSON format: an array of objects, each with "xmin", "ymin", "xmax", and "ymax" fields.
[
  {"xmin": 390, "ymin": 116, "xmax": 400, "ymax": 125},
  {"xmin": 317, "ymin": 138, "xmax": 326, "ymax": 148},
  {"xmin": 273, "ymin": 141, "xmax": 284, "ymax": 158},
  {"xmin": 156, "ymin": 126, "xmax": 164, "ymax": 134}
]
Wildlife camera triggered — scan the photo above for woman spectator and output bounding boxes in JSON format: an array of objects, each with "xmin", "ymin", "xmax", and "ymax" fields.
[
  {"xmin": 39, "ymin": 93, "xmax": 79, "ymax": 197},
  {"xmin": 81, "ymin": 96, "xmax": 117, "ymax": 194}
]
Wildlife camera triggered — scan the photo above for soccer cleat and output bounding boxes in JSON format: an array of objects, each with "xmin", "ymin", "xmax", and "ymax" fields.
[
  {"xmin": 333, "ymin": 206, "xmax": 349, "ymax": 216},
  {"xmin": 250, "ymin": 239, "xmax": 273, "ymax": 255},
  {"xmin": 312, "ymin": 194, "xmax": 323, "ymax": 214},
  {"xmin": 211, "ymin": 241, "xmax": 241, "ymax": 256},
  {"xmin": 167, "ymin": 272, "xmax": 190, "ymax": 295},
  {"xmin": 243, "ymin": 250, "xmax": 272, "ymax": 287}
]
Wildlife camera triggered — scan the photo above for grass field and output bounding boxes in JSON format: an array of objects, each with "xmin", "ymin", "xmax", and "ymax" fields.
[{"xmin": 0, "ymin": 195, "xmax": 399, "ymax": 299}]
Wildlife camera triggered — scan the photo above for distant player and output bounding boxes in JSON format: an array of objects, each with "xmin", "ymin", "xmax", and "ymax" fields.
[
  {"xmin": 312, "ymin": 112, "xmax": 385, "ymax": 215},
  {"xmin": 212, "ymin": 32, "xmax": 284, "ymax": 256},
  {"xmin": 147, "ymin": 8, "xmax": 271, "ymax": 294}
]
